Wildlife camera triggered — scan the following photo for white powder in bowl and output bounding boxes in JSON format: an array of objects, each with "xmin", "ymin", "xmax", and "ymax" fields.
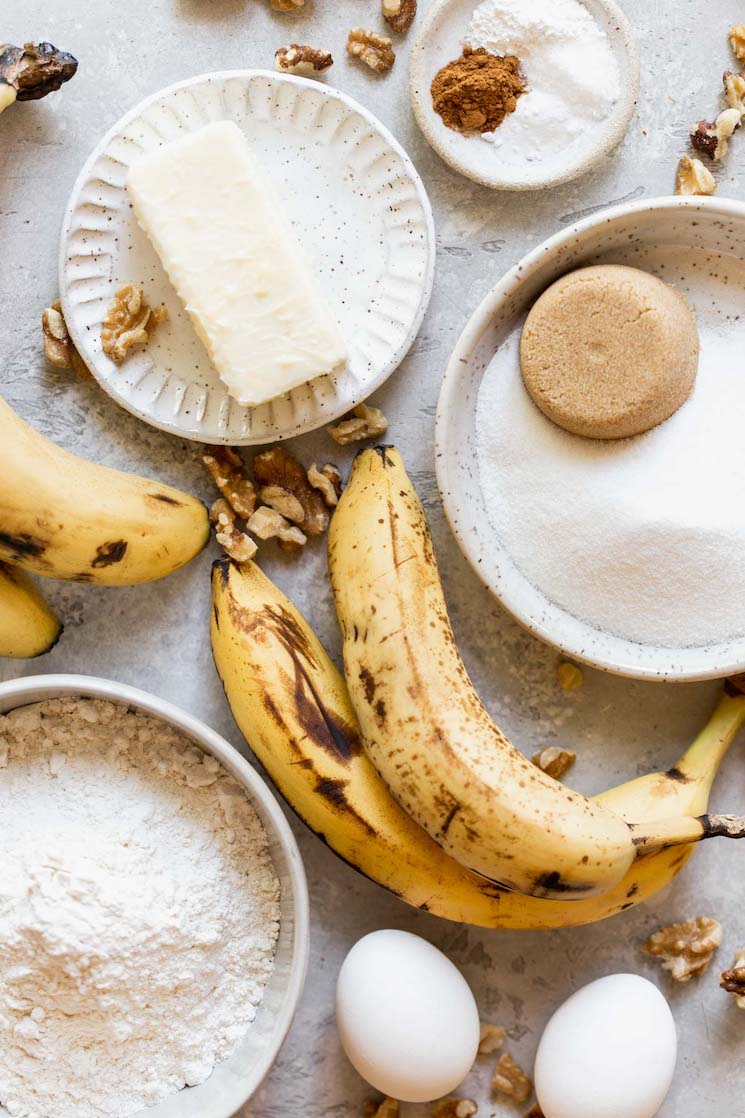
[
  {"xmin": 474, "ymin": 248, "xmax": 745, "ymax": 650},
  {"xmin": 466, "ymin": 0, "xmax": 620, "ymax": 165},
  {"xmin": 0, "ymin": 698, "xmax": 280, "ymax": 1118}
]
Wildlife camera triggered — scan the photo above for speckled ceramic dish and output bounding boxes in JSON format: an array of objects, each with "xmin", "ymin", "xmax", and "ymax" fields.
[
  {"xmin": 0, "ymin": 674, "xmax": 309, "ymax": 1118},
  {"xmin": 436, "ymin": 196, "xmax": 745, "ymax": 681},
  {"xmin": 409, "ymin": 0, "xmax": 639, "ymax": 190},
  {"xmin": 60, "ymin": 71, "xmax": 435, "ymax": 444}
]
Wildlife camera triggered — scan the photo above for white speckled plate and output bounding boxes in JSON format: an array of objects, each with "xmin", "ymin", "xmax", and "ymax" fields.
[
  {"xmin": 59, "ymin": 71, "xmax": 435, "ymax": 444},
  {"xmin": 409, "ymin": 0, "xmax": 639, "ymax": 191},
  {"xmin": 436, "ymin": 197, "xmax": 745, "ymax": 681}
]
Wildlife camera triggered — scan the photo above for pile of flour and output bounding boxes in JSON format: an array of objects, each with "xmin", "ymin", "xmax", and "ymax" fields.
[
  {"xmin": 467, "ymin": 0, "xmax": 620, "ymax": 165},
  {"xmin": 0, "ymin": 698, "xmax": 280, "ymax": 1118}
]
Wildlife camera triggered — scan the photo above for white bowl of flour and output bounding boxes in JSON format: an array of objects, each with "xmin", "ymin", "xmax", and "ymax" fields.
[
  {"xmin": 436, "ymin": 196, "xmax": 745, "ymax": 680},
  {"xmin": 0, "ymin": 674, "xmax": 309, "ymax": 1118},
  {"xmin": 410, "ymin": 0, "xmax": 640, "ymax": 190}
]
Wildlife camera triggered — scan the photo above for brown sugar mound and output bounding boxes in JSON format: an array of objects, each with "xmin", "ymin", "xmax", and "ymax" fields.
[
  {"xmin": 520, "ymin": 264, "xmax": 699, "ymax": 441},
  {"xmin": 431, "ymin": 45, "xmax": 525, "ymax": 134}
]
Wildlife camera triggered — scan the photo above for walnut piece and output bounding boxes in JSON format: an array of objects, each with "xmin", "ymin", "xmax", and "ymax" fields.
[
  {"xmin": 675, "ymin": 155, "xmax": 717, "ymax": 196},
  {"xmin": 203, "ymin": 447, "xmax": 257, "ymax": 519},
  {"xmin": 308, "ymin": 463, "xmax": 342, "ymax": 507},
  {"xmin": 363, "ymin": 1100, "xmax": 399, "ymax": 1118},
  {"xmin": 382, "ymin": 0, "xmax": 417, "ymax": 34},
  {"xmin": 209, "ymin": 498, "xmax": 258, "ymax": 562},
  {"xmin": 731, "ymin": 24, "xmax": 745, "ymax": 60},
  {"xmin": 347, "ymin": 29, "xmax": 395, "ymax": 73},
  {"xmin": 101, "ymin": 284, "xmax": 168, "ymax": 363},
  {"xmin": 431, "ymin": 1098, "xmax": 478, "ymax": 1118},
  {"xmin": 720, "ymin": 948, "xmax": 745, "ymax": 1007},
  {"xmin": 691, "ymin": 107, "xmax": 742, "ymax": 160},
  {"xmin": 259, "ymin": 485, "xmax": 306, "ymax": 524},
  {"xmin": 532, "ymin": 746, "xmax": 576, "ymax": 781},
  {"xmin": 42, "ymin": 300, "xmax": 89, "ymax": 378},
  {"xmin": 0, "ymin": 41, "xmax": 77, "ymax": 113},
  {"xmin": 492, "ymin": 1053, "xmax": 532, "ymax": 1103},
  {"xmin": 247, "ymin": 506, "xmax": 307, "ymax": 552},
  {"xmin": 556, "ymin": 660, "xmax": 583, "ymax": 691},
  {"xmin": 271, "ymin": 0, "xmax": 304, "ymax": 9},
  {"xmin": 478, "ymin": 1022, "xmax": 506, "ymax": 1055},
  {"xmin": 275, "ymin": 44, "xmax": 333, "ymax": 76},
  {"xmin": 254, "ymin": 447, "xmax": 329, "ymax": 536},
  {"xmin": 328, "ymin": 403, "xmax": 389, "ymax": 445},
  {"xmin": 642, "ymin": 916, "xmax": 722, "ymax": 981},
  {"xmin": 724, "ymin": 70, "xmax": 745, "ymax": 114}
]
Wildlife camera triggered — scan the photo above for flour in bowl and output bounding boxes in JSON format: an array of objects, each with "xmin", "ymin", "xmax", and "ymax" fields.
[{"xmin": 0, "ymin": 698, "xmax": 280, "ymax": 1118}]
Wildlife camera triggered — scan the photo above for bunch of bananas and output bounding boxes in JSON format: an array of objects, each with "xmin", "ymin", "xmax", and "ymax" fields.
[
  {"xmin": 0, "ymin": 395, "xmax": 209, "ymax": 658},
  {"xmin": 211, "ymin": 445, "xmax": 745, "ymax": 928}
]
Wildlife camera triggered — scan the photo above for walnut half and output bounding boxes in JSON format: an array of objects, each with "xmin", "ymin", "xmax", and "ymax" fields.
[
  {"xmin": 247, "ymin": 506, "xmax": 307, "ymax": 553},
  {"xmin": 328, "ymin": 403, "xmax": 389, "ymax": 445},
  {"xmin": 308, "ymin": 463, "xmax": 342, "ymax": 507},
  {"xmin": 42, "ymin": 300, "xmax": 89, "ymax": 378},
  {"xmin": 347, "ymin": 29, "xmax": 395, "ymax": 74},
  {"xmin": 210, "ymin": 498, "xmax": 257, "ymax": 562},
  {"xmin": 101, "ymin": 284, "xmax": 168, "ymax": 363},
  {"xmin": 477, "ymin": 1022, "xmax": 506, "ymax": 1055},
  {"xmin": 382, "ymin": 0, "xmax": 417, "ymax": 34},
  {"xmin": 492, "ymin": 1053, "xmax": 532, "ymax": 1104},
  {"xmin": 275, "ymin": 44, "xmax": 333, "ymax": 76},
  {"xmin": 720, "ymin": 948, "xmax": 745, "ymax": 1007},
  {"xmin": 642, "ymin": 916, "xmax": 722, "ymax": 981},
  {"xmin": 675, "ymin": 155, "xmax": 716, "ymax": 196},
  {"xmin": 431, "ymin": 1098, "xmax": 478, "ymax": 1117},
  {"xmin": 731, "ymin": 24, "xmax": 745, "ymax": 61},
  {"xmin": 203, "ymin": 447, "xmax": 257, "ymax": 520},
  {"xmin": 254, "ymin": 447, "xmax": 330, "ymax": 536},
  {"xmin": 691, "ymin": 107, "xmax": 742, "ymax": 160}
]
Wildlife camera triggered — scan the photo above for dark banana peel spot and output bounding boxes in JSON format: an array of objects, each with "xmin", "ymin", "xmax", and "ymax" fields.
[
  {"xmin": 91, "ymin": 540, "xmax": 128, "ymax": 568},
  {"xmin": 0, "ymin": 531, "xmax": 47, "ymax": 561}
]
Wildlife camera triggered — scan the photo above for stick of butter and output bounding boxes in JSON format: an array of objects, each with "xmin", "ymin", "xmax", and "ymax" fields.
[{"xmin": 126, "ymin": 120, "xmax": 347, "ymax": 408}]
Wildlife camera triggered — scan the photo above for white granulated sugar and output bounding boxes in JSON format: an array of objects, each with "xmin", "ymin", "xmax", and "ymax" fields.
[
  {"xmin": 475, "ymin": 247, "xmax": 745, "ymax": 650},
  {"xmin": 467, "ymin": 0, "xmax": 620, "ymax": 165},
  {"xmin": 0, "ymin": 698, "xmax": 280, "ymax": 1118}
]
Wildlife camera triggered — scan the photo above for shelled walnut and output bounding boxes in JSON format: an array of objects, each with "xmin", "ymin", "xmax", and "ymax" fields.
[
  {"xmin": 477, "ymin": 1022, "xmax": 506, "ymax": 1055},
  {"xmin": 431, "ymin": 1098, "xmax": 478, "ymax": 1117},
  {"xmin": 492, "ymin": 1053, "xmax": 532, "ymax": 1103},
  {"xmin": 275, "ymin": 44, "xmax": 333, "ymax": 76},
  {"xmin": 0, "ymin": 41, "xmax": 77, "ymax": 114},
  {"xmin": 382, "ymin": 0, "xmax": 417, "ymax": 34},
  {"xmin": 254, "ymin": 447, "xmax": 330, "ymax": 536},
  {"xmin": 203, "ymin": 448, "xmax": 257, "ymax": 519},
  {"xmin": 270, "ymin": 0, "xmax": 305, "ymax": 9},
  {"xmin": 730, "ymin": 24, "xmax": 745, "ymax": 61},
  {"xmin": 691, "ymin": 107, "xmax": 742, "ymax": 160},
  {"xmin": 532, "ymin": 746, "xmax": 576, "ymax": 781},
  {"xmin": 308, "ymin": 463, "xmax": 342, "ymax": 507},
  {"xmin": 209, "ymin": 498, "xmax": 257, "ymax": 562},
  {"xmin": 328, "ymin": 403, "xmax": 389, "ymax": 445},
  {"xmin": 42, "ymin": 300, "xmax": 89, "ymax": 378},
  {"xmin": 101, "ymin": 284, "xmax": 168, "ymax": 363},
  {"xmin": 347, "ymin": 29, "xmax": 395, "ymax": 74},
  {"xmin": 247, "ymin": 506, "xmax": 307, "ymax": 552},
  {"xmin": 363, "ymin": 1100, "xmax": 399, "ymax": 1118},
  {"xmin": 724, "ymin": 70, "xmax": 745, "ymax": 114},
  {"xmin": 721, "ymin": 948, "xmax": 745, "ymax": 1007},
  {"xmin": 675, "ymin": 155, "xmax": 716, "ymax": 196},
  {"xmin": 642, "ymin": 916, "xmax": 722, "ymax": 982}
]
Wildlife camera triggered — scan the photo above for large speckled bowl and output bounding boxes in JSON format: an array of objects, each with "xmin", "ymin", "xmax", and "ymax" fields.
[
  {"xmin": 0, "ymin": 674, "xmax": 309, "ymax": 1118},
  {"xmin": 436, "ymin": 196, "xmax": 745, "ymax": 681}
]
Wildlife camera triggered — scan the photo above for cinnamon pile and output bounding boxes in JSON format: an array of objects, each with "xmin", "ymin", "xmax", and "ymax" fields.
[{"xmin": 430, "ymin": 45, "xmax": 525, "ymax": 134}]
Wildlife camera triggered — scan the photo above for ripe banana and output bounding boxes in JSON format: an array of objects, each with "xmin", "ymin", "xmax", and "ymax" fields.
[
  {"xmin": 211, "ymin": 557, "xmax": 745, "ymax": 929},
  {"xmin": 328, "ymin": 446, "xmax": 745, "ymax": 899},
  {"xmin": 0, "ymin": 561, "xmax": 62, "ymax": 657},
  {"xmin": 0, "ymin": 396, "xmax": 209, "ymax": 584}
]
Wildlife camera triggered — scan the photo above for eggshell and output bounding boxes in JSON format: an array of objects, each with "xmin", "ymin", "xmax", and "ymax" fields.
[
  {"xmin": 335, "ymin": 929, "xmax": 480, "ymax": 1102},
  {"xmin": 535, "ymin": 973, "xmax": 677, "ymax": 1118}
]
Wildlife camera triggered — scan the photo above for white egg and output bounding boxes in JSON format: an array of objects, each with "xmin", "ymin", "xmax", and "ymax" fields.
[
  {"xmin": 336, "ymin": 929, "xmax": 480, "ymax": 1102},
  {"xmin": 535, "ymin": 973, "xmax": 677, "ymax": 1118}
]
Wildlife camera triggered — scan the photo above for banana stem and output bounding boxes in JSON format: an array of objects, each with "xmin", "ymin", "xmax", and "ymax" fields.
[{"xmin": 631, "ymin": 812, "xmax": 745, "ymax": 853}]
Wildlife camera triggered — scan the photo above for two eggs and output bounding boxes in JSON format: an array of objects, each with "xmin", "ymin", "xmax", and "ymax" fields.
[{"xmin": 337, "ymin": 930, "xmax": 677, "ymax": 1117}]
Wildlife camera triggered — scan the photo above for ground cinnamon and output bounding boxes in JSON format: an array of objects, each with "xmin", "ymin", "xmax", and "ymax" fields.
[{"xmin": 430, "ymin": 45, "xmax": 525, "ymax": 134}]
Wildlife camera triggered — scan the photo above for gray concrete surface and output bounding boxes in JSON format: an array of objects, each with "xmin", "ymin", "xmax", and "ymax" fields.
[{"xmin": 2, "ymin": 1, "xmax": 745, "ymax": 1114}]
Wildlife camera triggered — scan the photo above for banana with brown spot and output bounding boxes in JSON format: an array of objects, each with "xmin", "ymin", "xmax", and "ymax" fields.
[
  {"xmin": 328, "ymin": 446, "xmax": 745, "ymax": 899},
  {"xmin": 211, "ymin": 556, "xmax": 745, "ymax": 928},
  {"xmin": 0, "ymin": 395, "xmax": 209, "ymax": 584}
]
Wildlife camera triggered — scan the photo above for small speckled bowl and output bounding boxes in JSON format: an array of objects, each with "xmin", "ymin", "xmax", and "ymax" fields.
[
  {"xmin": 436, "ymin": 196, "xmax": 745, "ymax": 681},
  {"xmin": 0, "ymin": 674, "xmax": 309, "ymax": 1118},
  {"xmin": 409, "ymin": 0, "xmax": 640, "ymax": 191}
]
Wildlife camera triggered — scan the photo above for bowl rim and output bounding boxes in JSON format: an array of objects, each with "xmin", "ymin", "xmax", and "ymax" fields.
[
  {"xmin": 0, "ymin": 672, "xmax": 310, "ymax": 1115},
  {"xmin": 408, "ymin": 0, "xmax": 640, "ymax": 191},
  {"xmin": 435, "ymin": 194, "xmax": 745, "ymax": 681}
]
